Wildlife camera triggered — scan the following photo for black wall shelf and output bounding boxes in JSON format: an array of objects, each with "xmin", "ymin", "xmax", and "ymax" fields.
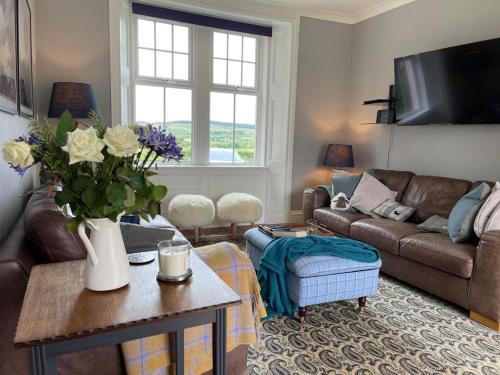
[{"xmin": 362, "ymin": 85, "xmax": 395, "ymax": 123}]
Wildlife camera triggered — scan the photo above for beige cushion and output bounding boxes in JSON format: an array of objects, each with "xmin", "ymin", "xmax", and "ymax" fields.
[
  {"xmin": 350, "ymin": 172, "xmax": 398, "ymax": 215},
  {"xmin": 484, "ymin": 202, "xmax": 500, "ymax": 234},
  {"xmin": 474, "ymin": 181, "xmax": 500, "ymax": 237}
]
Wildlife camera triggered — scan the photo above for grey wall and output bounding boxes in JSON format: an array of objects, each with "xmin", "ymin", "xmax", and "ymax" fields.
[
  {"xmin": 291, "ymin": 17, "xmax": 352, "ymax": 210},
  {"xmin": 0, "ymin": 0, "xmax": 36, "ymax": 241},
  {"xmin": 348, "ymin": 0, "xmax": 500, "ymax": 181},
  {"xmin": 35, "ymin": 0, "xmax": 111, "ymax": 124}
]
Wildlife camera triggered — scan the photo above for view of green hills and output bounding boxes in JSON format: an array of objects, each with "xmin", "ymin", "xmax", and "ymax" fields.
[{"xmin": 138, "ymin": 121, "xmax": 256, "ymax": 163}]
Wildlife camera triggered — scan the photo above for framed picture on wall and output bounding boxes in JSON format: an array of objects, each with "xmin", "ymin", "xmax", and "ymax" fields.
[
  {"xmin": 0, "ymin": 0, "xmax": 18, "ymax": 115},
  {"xmin": 18, "ymin": 0, "xmax": 33, "ymax": 117}
]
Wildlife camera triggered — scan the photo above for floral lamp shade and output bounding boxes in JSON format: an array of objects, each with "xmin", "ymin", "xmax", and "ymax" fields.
[
  {"xmin": 323, "ymin": 144, "xmax": 354, "ymax": 168},
  {"xmin": 48, "ymin": 82, "xmax": 99, "ymax": 118}
]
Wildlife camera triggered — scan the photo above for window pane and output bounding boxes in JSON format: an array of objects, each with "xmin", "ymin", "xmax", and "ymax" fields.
[
  {"xmin": 165, "ymin": 88, "xmax": 192, "ymax": 163},
  {"xmin": 242, "ymin": 62, "xmax": 256, "ymax": 87},
  {"xmin": 173, "ymin": 53, "xmax": 189, "ymax": 80},
  {"xmin": 227, "ymin": 60, "xmax": 242, "ymax": 86},
  {"xmin": 156, "ymin": 51, "xmax": 172, "ymax": 79},
  {"xmin": 235, "ymin": 95, "xmax": 257, "ymax": 164},
  {"xmin": 135, "ymin": 85, "xmax": 164, "ymax": 124},
  {"xmin": 213, "ymin": 32, "xmax": 227, "ymax": 59},
  {"xmin": 213, "ymin": 59, "xmax": 227, "ymax": 85},
  {"xmin": 173, "ymin": 25, "xmax": 189, "ymax": 53},
  {"xmin": 138, "ymin": 19, "xmax": 154, "ymax": 48},
  {"xmin": 210, "ymin": 92, "xmax": 234, "ymax": 163},
  {"xmin": 138, "ymin": 48, "xmax": 155, "ymax": 77},
  {"xmin": 228, "ymin": 34, "xmax": 242, "ymax": 60},
  {"xmin": 243, "ymin": 37, "xmax": 256, "ymax": 62},
  {"xmin": 156, "ymin": 22, "xmax": 172, "ymax": 51}
]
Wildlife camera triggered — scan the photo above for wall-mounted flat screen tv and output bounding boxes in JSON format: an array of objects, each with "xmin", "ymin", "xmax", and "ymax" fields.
[{"xmin": 394, "ymin": 37, "xmax": 500, "ymax": 125}]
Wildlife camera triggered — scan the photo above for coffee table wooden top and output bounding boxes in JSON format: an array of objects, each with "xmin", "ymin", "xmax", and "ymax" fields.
[{"xmin": 15, "ymin": 251, "xmax": 241, "ymax": 348}]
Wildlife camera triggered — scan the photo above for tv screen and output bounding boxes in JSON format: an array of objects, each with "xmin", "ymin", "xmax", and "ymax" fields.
[{"xmin": 394, "ymin": 37, "xmax": 500, "ymax": 125}]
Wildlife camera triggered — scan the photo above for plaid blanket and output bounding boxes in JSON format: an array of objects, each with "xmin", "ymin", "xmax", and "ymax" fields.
[{"xmin": 122, "ymin": 242, "xmax": 266, "ymax": 375}]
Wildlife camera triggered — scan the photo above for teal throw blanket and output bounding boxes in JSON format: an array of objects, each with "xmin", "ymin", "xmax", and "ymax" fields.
[{"xmin": 257, "ymin": 236, "xmax": 379, "ymax": 318}]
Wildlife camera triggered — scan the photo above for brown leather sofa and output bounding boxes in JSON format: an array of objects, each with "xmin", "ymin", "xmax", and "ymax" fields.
[
  {"xmin": 303, "ymin": 169, "xmax": 500, "ymax": 330},
  {"xmin": 0, "ymin": 193, "xmax": 248, "ymax": 374}
]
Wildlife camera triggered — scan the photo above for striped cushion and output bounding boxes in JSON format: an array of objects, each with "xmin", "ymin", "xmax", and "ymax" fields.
[{"xmin": 372, "ymin": 200, "xmax": 416, "ymax": 222}]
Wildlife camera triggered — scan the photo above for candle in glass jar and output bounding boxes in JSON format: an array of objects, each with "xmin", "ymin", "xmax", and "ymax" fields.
[{"xmin": 158, "ymin": 245, "xmax": 189, "ymax": 277}]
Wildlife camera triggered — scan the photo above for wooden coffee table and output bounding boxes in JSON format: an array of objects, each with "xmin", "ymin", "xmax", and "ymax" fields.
[{"xmin": 14, "ymin": 251, "xmax": 241, "ymax": 375}]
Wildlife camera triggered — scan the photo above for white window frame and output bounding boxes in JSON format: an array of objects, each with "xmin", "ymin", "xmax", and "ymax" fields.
[
  {"xmin": 209, "ymin": 29, "xmax": 265, "ymax": 165},
  {"xmin": 130, "ymin": 14, "xmax": 267, "ymax": 166},
  {"xmin": 131, "ymin": 15, "xmax": 195, "ymax": 163}
]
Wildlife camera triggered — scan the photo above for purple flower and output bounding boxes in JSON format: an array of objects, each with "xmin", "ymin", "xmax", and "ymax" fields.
[
  {"xmin": 136, "ymin": 124, "xmax": 184, "ymax": 162},
  {"xmin": 15, "ymin": 132, "xmax": 41, "ymax": 146},
  {"xmin": 10, "ymin": 165, "xmax": 30, "ymax": 176}
]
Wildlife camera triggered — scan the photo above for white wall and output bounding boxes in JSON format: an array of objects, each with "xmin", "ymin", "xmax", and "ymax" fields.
[
  {"xmin": 348, "ymin": 0, "xmax": 500, "ymax": 182},
  {"xmin": 35, "ymin": 0, "xmax": 111, "ymax": 123},
  {"xmin": 0, "ymin": 0, "xmax": 36, "ymax": 241}
]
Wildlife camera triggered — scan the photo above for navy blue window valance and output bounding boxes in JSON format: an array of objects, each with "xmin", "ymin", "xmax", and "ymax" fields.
[{"xmin": 132, "ymin": 2, "xmax": 272, "ymax": 37}]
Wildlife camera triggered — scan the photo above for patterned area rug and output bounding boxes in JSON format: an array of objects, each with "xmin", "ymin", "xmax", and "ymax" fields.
[{"xmin": 193, "ymin": 235, "xmax": 500, "ymax": 375}]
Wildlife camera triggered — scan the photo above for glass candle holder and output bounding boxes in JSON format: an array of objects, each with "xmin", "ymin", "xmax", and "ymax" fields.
[{"xmin": 157, "ymin": 239, "xmax": 191, "ymax": 279}]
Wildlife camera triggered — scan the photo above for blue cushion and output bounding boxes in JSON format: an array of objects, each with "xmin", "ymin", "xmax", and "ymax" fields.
[
  {"xmin": 331, "ymin": 174, "xmax": 362, "ymax": 199},
  {"xmin": 448, "ymin": 183, "xmax": 491, "ymax": 243},
  {"xmin": 287, "ymin": 256, "xmax": 382, "ymax": 277}
]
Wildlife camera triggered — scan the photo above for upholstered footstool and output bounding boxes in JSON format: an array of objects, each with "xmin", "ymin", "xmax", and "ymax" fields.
[
  {"xmin": 217, "ymin": 193, "xmax": 263, "ymax": 239},
  {"xmin": 244, "ymin": 228, "xmax": 382, "ymax": 321},
  {"xmin": 168, "ymin": 194, "xmax": 215, "ymax": 242}
]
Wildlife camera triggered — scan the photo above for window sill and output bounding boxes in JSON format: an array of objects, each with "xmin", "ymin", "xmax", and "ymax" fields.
[{"xmin": 154, "ymin": 164, "xmax": 267, "ymax": 172}]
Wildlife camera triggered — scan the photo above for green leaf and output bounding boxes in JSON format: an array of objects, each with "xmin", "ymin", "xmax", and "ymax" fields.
[
  {"xmin": 152, "ymin": 185, "xmax": 167, "ymax": 201},
  {"xmin": 106, "ymin": 183, "xmax": 127, "ymax": 207},
  {"xmin": 123, "ymin": 184, "xmax": 136, "ymax": 208},
  {"xmin": 147, "ymin": 200, "xmax": 158, "ymax": 217},
  {"xmin": 73, "ymin": 175, "xmax": 92, "ymax": 191},
  {"xmin": 68, "ymin": 218, "xmax": 82, "ymax": 233},
  {"xmin": 54, "ymin": 190, "xmax": 73, "ymax": 207},
  {"xmin": 56, "ymin": 111, "xmax": 76, "ymax": 146},
  {"xmin": 82, "ymin": 185, "xmax": 96, "ymax": 207}
]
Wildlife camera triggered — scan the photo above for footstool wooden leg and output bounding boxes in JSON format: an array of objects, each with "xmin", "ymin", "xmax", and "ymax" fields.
[
  {"xmin": 194, "ymin": 227, "xmax": 200, "ymax": 243},
  {"xmin": 356, "ymin": 297, "xmax": 367, "ymax": 314},
  {"xmin": 298, "ymin": 306, "xmax": 307, "ymax": 323},
  {"xmin": 231, "ymin": 224, "xmax": 237, "ymax": 240}
]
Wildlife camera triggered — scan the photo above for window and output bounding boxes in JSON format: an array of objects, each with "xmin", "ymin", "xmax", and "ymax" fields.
[
  {"xmin": 210, "ymin": 31, "xmax": 259, "ymax": 164},
  {"xmin": 132, "ymin": 16, "xmax": 265, "ymax": 165},
  {"xmin": 134, "ymin": 18, "xmax": 193, "ymax": 162}
]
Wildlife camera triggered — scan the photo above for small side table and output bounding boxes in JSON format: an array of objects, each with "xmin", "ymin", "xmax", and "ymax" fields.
[{"xmin": 14, "ymin": 251, "xmax": 241, "ymax": 375}]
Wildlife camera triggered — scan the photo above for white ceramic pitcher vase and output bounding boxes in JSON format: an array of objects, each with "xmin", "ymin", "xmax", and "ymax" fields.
[{"xmin": 78, "ymin": 217, "xmax": 130, "ymax": 291}]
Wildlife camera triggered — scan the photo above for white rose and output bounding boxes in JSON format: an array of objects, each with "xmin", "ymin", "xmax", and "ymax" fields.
[
  {"xmin": 2, "ymin": 141, "xmax": 34, "ymax": 168},
  {"xmin": 62, "ymin": 127, "xmax": 105, "ymax": 164},
  {"xmin": 103, "ymin": 125, "xmax": 140, "ymax": 157}
]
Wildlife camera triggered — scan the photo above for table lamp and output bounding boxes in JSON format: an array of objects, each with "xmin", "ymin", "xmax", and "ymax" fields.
[
  {"xmin": 323, "ymin": 144, "xmax": 354, "ymax": 170},
  {"xmin": 48, "ymin": 82, "xmax": 99, "ymax": 119}
]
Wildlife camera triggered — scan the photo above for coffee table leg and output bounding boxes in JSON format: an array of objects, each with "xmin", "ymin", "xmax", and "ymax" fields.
[
  {"xmin": 175, "ymin": 328, "xmax": 184, "ymax": 375},
  {"xmin": 212, "ymin": 308, "xmax": 227, "ymax": 375}
]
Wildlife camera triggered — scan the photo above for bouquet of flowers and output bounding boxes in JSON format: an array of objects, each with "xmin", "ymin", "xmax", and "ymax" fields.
[{"xmin": 2, "ymin": 111, "xmax": 183, "ymax": 229}]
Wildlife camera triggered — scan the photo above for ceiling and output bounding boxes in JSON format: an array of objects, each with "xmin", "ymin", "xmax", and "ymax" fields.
[{"xmin": 249, "ymin": 0, "xmax": 417, "ymax": 23}]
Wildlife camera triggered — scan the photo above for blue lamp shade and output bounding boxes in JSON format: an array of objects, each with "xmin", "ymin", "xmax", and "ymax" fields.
[
  {"xmin": 323, "ymin": 144, "xmax": 354, "ymax": 168},
  {"xmin": 48, "ymin": 82, "xmax": 99, "ymax": 118}
]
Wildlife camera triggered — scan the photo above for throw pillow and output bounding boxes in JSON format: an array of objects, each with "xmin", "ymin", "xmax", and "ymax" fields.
[
  {"xmin": 372, "ymin": 200, "xmax": 416, "ymax": 222},
  {"xmin": 350, "ymin": 172, "xmax": 398, "ymax": 215},
  {"xmin": 331, "ymin": 173, "xmax": 362, "ymax": 199},
  {"xmin": 120, "ymin": 222, "xmax": 175, "ymax": 252},
  {"xmin": 418, "ymin": 215, "xmax": 449, "ymax": 235},
  {"xmin": 483, "ymin": 203, "xmax": 500, "ymax": 233},
  {"xmin": 474, "ymin": 181, "xmax": 500, "ymax": 237},
  {"xmin": 448, "ymin": 182, "xmax": 491, "ymax": 243}
]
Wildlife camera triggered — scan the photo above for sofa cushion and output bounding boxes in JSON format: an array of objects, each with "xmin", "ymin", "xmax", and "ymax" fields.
[
  {"xmin": 350, "ymin": 218, "xmax": 424, "ymax": 255},
  {"xmin": 369, "ymin": 169, "xmax": 415, "ymax": 202},
  {"xmin": 313, "ymin": 208, "xmax": 369, "ymax": 236},
  {"xmin": 400, "ymin": 175, "xmax": 471, "ymax": 223},
  {"xmin": 474, "ymin": 181, "xmax": 500, "ymax": 237},
  {"xmin": 400, "ymin": 233, "xmax": 476, "ymax": 278},
  {"xmin": 350, "ymin": 172, "xmax": 398, "ymax": 215}
]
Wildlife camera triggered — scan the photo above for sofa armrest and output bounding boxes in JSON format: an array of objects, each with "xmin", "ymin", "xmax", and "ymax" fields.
[
  {"xmin": 469, "ymin": 230, "xmax": 500, "ymax": 323},
  {"xmin": 303, "ymin": 188, "xmax": 330, "ymax": 221}
]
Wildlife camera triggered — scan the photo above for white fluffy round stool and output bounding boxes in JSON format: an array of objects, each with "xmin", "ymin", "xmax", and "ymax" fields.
[
  {"xmin": 217, "ymin": 193, "xmax": 263, "ymax": 239},
  {"xmin": 168, "ymin": 194, "xmax": 215, "ymax": 242}
]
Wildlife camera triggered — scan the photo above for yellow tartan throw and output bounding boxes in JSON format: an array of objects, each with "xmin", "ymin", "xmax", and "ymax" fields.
[{"xmin": 122, "ymin": 242, "xmax": 267, "ymax": 375}]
